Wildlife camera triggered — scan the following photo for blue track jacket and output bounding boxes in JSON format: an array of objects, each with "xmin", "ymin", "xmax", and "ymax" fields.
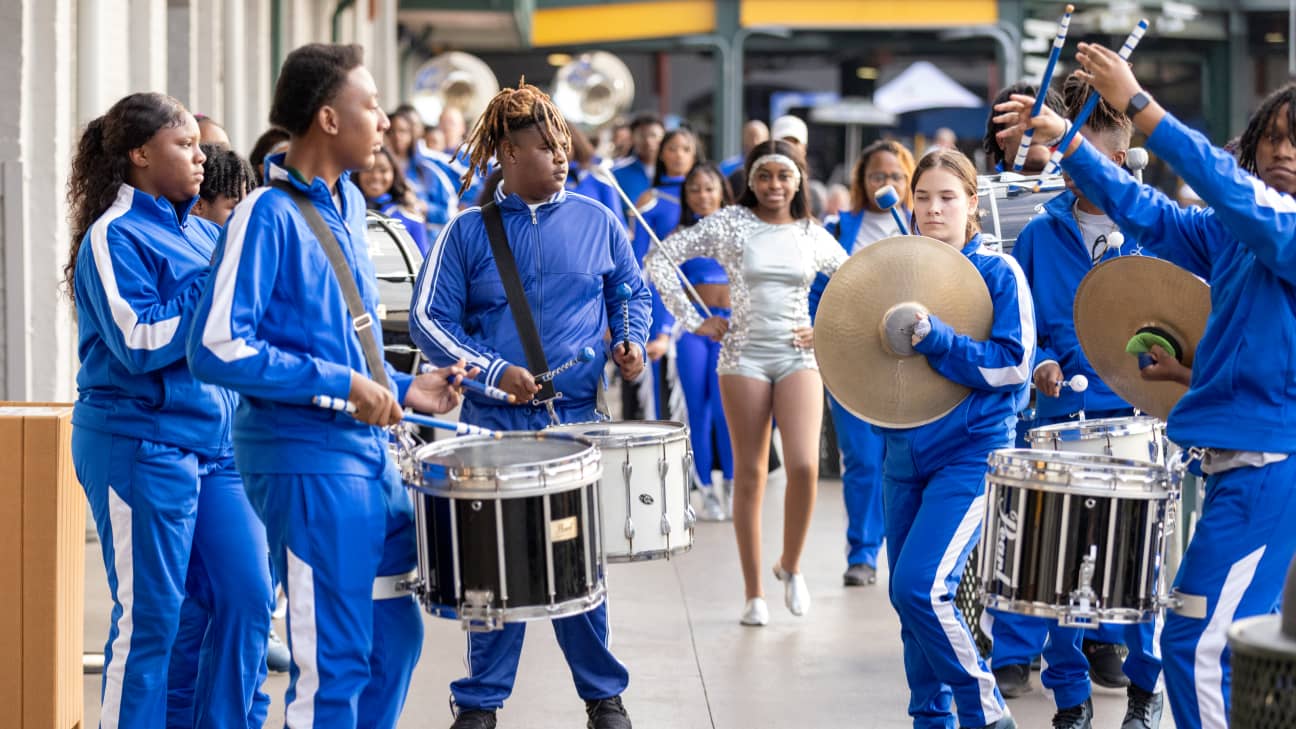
[
  {"xmin": 72, "ymin": 185, "xmax": 235, "ymax": 457},
  {"xmin": 1012, "ymin": 190, "xmax": 1148, "ymax": 418},
  {"xmin": 187, "ymin": 155, "xmax": 413, "ymax": 476},
  {"xmin": 879, "ymin": 234, "xmax": 1035, "ymax": 465},
  {"xmin": 409, "ymin": 184, "xmax": 651, "ymax": 417},
  {"xmin": 1061, "ymin": 112, "xmax": 1296, "ymax": 452}
]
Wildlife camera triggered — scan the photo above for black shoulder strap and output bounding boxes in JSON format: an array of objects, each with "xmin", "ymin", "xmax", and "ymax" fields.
[
  {"xmin": 481, "ymin": 201, "xmax": 554, "ymax": 401},
  {"xmin": 271, "ymin": 180, "xmax": 392, "ymax": 393}
]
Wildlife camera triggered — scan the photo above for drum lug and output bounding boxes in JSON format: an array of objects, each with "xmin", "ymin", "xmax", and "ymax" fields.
[
  {"xmin": 682, "ymin": 451, "xmax": 697, "ymax": 529},
  {"xmin": 657, "ymin": 455, "xmax": 671, "ymax": 536},
  {"xmin": 460, "ymin": 589, "xmax": 501, "ymax": 632},
  {"xmin": 1060, "ymin": 546, "xmax": 1101, "ymax": 629}
]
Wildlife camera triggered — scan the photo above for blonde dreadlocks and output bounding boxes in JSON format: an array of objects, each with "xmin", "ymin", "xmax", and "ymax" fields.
[{"xmin": 458, "ymin": 78, "xmax": 571, "ymax": 195}]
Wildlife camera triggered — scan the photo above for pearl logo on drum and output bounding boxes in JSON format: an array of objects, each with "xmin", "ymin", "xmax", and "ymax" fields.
[{"xmin": 638, "ymin": 493, "xmax": 654, "ymax": 506}]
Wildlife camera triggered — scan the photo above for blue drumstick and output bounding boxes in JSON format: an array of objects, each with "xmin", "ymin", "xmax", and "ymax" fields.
[
  {"xmin": 311, "ymin": 395, "xmax": 501, "ymax": 438},
  {"xmin": 1045, "ymin": 19, "xmax": 1150, "ymax": 175},
  {"xmin": 874, "ymin": 185, "xmax": 909, "ymax": 236},
  {"xmin": 402, "ymin": 412, "xmax": 501, "ymax": 439},
  {"xmin": 419, "ymin": 363, "xmax": 516, "ymax": 403},
  {"xmin": 1013, "ymin": 4, "xmax": 1074, "ymax": 172},
  {"xmin": 615, "ymin": 282, "xmax": 633, "ymax": 356},
  {"xmin": 535, "ymin": 346, "xmax": 597, "ymax": 384}
]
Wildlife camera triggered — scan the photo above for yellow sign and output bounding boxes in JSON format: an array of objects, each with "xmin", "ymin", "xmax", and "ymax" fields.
[
  {"xmin": 532, "ymin": 1, "xmax": 716, "ymax": 47},
  {"xmin": 740, "ymin": 0, "xmax": 997, "ymax": 28}
]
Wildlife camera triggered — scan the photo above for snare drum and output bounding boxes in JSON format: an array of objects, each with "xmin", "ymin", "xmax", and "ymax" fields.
[
  {"xmin": 545, "ymin": 421, "xmax": 694, "ymax": 562},
  {"xmin": 1027, "ymin": 416, "xmax": 1168, "ymax": 465},
  {"xmin": 979, "ymin": 449, "xmax": 1174, "ymax": 626},
  {"xmin": 408, "ymin": 432, "xmax": 605, "ymax": 631},
  {"xmin": 366, "ymin": 211, "xmax": 424, "ymax": 375}
]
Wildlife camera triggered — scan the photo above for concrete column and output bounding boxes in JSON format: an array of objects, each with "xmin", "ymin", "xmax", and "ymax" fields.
[
  {"xmin": 129, "ymin": 0, "xmax": 167, "ymax": 93},
  {"xmin": 373, "ymin": 0, "xmax": 400, "ymax": 107},
  {"xmin": 194, "ymin": 0, "xmax": 222, "ymax": 121},
  {"xmin": 221, "ymin": 0, "xmax": 247, "ymax": 148},
  {"xmin": 243, "ymin": 0, "xmax": 273, "ymax": 151},
  {"xmin": 167, "ymin": 0, "xmax": 198, "ymax": 110},
  {"xmin": 1, "ymin": 0, "xmax": 77, "ymax": 401},
  {"xmin": 77, "ymin": 0, "xmax": 131, "ymax": 122}
]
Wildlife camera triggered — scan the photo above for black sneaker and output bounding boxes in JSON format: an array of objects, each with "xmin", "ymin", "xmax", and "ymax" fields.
[
  {"xmin": 843, "ymin": 563, "xmax": 877, "ymax": 586},
  {"xmin": 1052, "ymin": 698, "xmax": 1093, "ymax": 729},
  {"xmin": 450, "ymin": 709, "xmax": 497, "ymax": 729},
  {"xmin": 1082, "ymin": 639, "xmax": 1130, "ymax": 689},
  {"xmin": 585, "ymin": 696, "xmax": 632, "ymax": 729},
  {"xmin": 993, "ymin": 663, "xmax": 1033, "ymax": 698},
  {"xmin": 1122, "ymin": 684, "xmax": 1164, "ymax": 729}
]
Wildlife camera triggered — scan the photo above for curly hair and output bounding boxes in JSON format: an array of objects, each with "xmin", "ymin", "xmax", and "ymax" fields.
[
  {"xmin": 199, "ymin": 144, "xmax": 256, "ymax": 203},
  {"xmin": 850, "ymin": 139, "xmax": 916, "ymax": 213},
  {"xmin": 983, "ymin": 80, "xmax": 1065, "ymax": 168},
  {"xmin": 269, "ymin": 43, "xmax": 364, "ymax": 137},
  {"xmin": 678, "ymin": 161, "xmax": 734, "ymax": 228},
  {"xmin": 736, "ymin": 139, "xmax": 812, "ymax": 220},
  {"xmin": 1238, "ymin": 82, "xmax": 1296, "ymax": 176},
  {"xmin": 64, "ymin": 92, "xmax": 189, "ymax": 303},
  {"xmin": 460, "ymin": 78, "xmax": 570, "ymax": 196}
]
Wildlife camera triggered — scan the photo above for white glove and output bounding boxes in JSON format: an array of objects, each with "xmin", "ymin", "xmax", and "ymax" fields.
[{"xmin": 912, "ymin": 315, "xmax": 932, "ymax": 343}]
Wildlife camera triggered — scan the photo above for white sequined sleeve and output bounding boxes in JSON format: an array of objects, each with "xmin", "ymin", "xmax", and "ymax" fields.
[
  {"xmin": 811, "ymin": 225, "xmax": 850, "ymax": 276},
  {"xmin": 644, "ymin": 208, "xmax": 736, "ymax": 333}
]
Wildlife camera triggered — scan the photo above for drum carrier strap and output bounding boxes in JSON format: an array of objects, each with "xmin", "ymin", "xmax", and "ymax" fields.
[
  {"xmin": 271, "ymin": 180, "xmax": 392, "ymax": 394},
  {"xmin": 481, "ymin": 201, "xmax": 558, "ymax": 405}
]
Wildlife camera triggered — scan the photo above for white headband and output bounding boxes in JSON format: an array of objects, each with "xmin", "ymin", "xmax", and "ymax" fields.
[{"xmin": 747, "ymin": 153, "xmax": 803, "ymax": 190}]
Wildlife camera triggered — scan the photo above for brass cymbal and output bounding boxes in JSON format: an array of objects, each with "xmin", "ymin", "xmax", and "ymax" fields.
[
  {"xmin": 1074, "ymin": 256, "xmax": 1210, "ymax": 421},
  {"xmin": 814, "ymin": 235, "xmax": 994, "ymax": 428}
]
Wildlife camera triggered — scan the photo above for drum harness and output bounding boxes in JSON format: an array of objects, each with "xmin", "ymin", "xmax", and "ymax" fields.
[{"xmin": 273, "ymin": 180, "xmax": 424, "ymax": 601}]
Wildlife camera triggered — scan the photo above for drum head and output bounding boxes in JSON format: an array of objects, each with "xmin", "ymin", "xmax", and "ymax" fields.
[
  {"xmin": 545, "ymin": 420, "xmax": 686, "ymax": 447},
  {"xmin": 989, "ymin": 448, "xmax": 1171, "ymax": 498},
  {"xmin": 1026, "ymin": 416, "xmax": 1160, "ymax": 443},
  {"xmin": 413, "ymin": 432, "xmax": 600, "ymax": 495}
]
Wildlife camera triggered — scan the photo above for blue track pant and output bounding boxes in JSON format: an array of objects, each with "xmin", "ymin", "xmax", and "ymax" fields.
[
  {"xmin": 243, "ymin": 460, "xmax": 424, "ymax": 729},
  {"xmin": 73, "ymin": 428, "xmax": 271, "ymax": 729},
  {"xmin": 675, "ymin": 321, "xmax": 733, "ymax": 487},
  {"xmin": 828, "ymin": 395, "xmax": 885, "ymax": 569}
]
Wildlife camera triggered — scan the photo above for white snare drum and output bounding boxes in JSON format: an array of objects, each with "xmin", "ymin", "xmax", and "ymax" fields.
[
  {"xmin": 1027, "ymin": 416, "xmax": 1168, "ymax": 465},
  {"xmin": 545, "ymin": 421, "xmax": 694, "ymax": 562},
  {"xmin": 980, "ymin": 449, "xmax": 1175, "ymax": 626}
]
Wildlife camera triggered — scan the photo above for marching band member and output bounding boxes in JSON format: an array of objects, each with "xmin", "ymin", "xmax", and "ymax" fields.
[
  {"xmin": 188, "ymin": 43, "xmax": 467, "ymax": 728},
  {"xmin": 611, "ymin": 113, "xmax": 664, "ymax": 222},
  {"xmin": 1003, "ymin": 75, "xmax": 1163, "ymax": 729},
  {"xmin": 886, "ymin": 148, "xmax": 1032, "ymax": 729},
  {"xmin": 995, "ymin": 43, "xmax": 1296, "ymax": 729},
  {"xmin": 812, "ymin": 139, "xmax": 916, "ymax": 587},
  {"xmin": 671, "ymin": 161, "xmax": 737, "ymax": 520},
  {"xmin": 67, "ymin": 92, "xmax": 273, "ymax": 729},
  {"xmin": 646, "ymin": 140, "xmax": 848, "ymax": 626},
  {"xmin": 409, "ymin": 80, "xmax": 651, "ymax": 729}
]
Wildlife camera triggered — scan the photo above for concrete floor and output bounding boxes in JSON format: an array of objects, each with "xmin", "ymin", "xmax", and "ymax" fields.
[{"xmin": 82, "ymin": 466, "xmax": 1164, "ymax": 728}]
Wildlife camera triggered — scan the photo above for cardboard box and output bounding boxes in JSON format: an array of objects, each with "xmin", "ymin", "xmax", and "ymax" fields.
[{"xmin": 0, "ymin": 403, "xmax": 85, "ymax": 729}]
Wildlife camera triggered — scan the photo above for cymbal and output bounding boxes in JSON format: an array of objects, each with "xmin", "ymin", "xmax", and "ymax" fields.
[
  {"xmin": 815, "ymin": 235, "xmax": 994, "ymax": 428},
  {"xmin": 1074, "ymin": 256, "xmax": 1210, "ymax": 421}
]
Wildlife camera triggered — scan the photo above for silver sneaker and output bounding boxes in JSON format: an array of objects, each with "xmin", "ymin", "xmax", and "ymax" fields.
[{"xmin": 698, "ymin": 489, "xmax": 727, "ymax": 522}]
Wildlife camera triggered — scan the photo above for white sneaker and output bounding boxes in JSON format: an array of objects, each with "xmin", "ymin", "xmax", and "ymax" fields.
[
  {"xmin": 740, "ymin": 597, "xmax": 769, "ymax": 626},
  {"xmin": 698, "ymin": 489, "xmax": 727, "ymax": 522},
  {"xmin": 772, "ymin": 564, "xmax": 810, "ymax": 616}
]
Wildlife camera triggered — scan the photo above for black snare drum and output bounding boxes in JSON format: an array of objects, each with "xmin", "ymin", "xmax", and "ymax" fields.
[
  {"xmin": 408, "ymin": 432, "xmax": 606, "ymax": 631},
  {"xmin": 979, "ymin": 449, "xmax": 1174, "ymax": 626}
]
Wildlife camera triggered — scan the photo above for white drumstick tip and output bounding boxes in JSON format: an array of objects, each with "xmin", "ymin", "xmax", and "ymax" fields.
[
  {"xmin": 1107, "ymin": 231, "xmax": 1125, "ymax": 250},
  {"xmin": 1066, "ymin": 374, "xmax": 1089, "ymax": 392}
]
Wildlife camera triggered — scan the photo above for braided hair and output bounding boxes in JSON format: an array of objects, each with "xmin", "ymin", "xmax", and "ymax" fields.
[
  {"xmin": 65, "ymin": 92, "xmax": 189, "ymax": 303},
  {"xmin": 1238, "ymin": 82, "xmax": 1296, "ymax": 176},
  {"xmin": 199, "ymin": 144, "xmax": 256, "ymax": 203},
  {"xmin": 459, "ymin": 78, "xmax": 570, "ymax": 195}
]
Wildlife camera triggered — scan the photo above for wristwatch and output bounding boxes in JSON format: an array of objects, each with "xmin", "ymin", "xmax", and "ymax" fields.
[{"xmin": 1125, "ymin": 90, "xmax": 1151, "ymax": 119}]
